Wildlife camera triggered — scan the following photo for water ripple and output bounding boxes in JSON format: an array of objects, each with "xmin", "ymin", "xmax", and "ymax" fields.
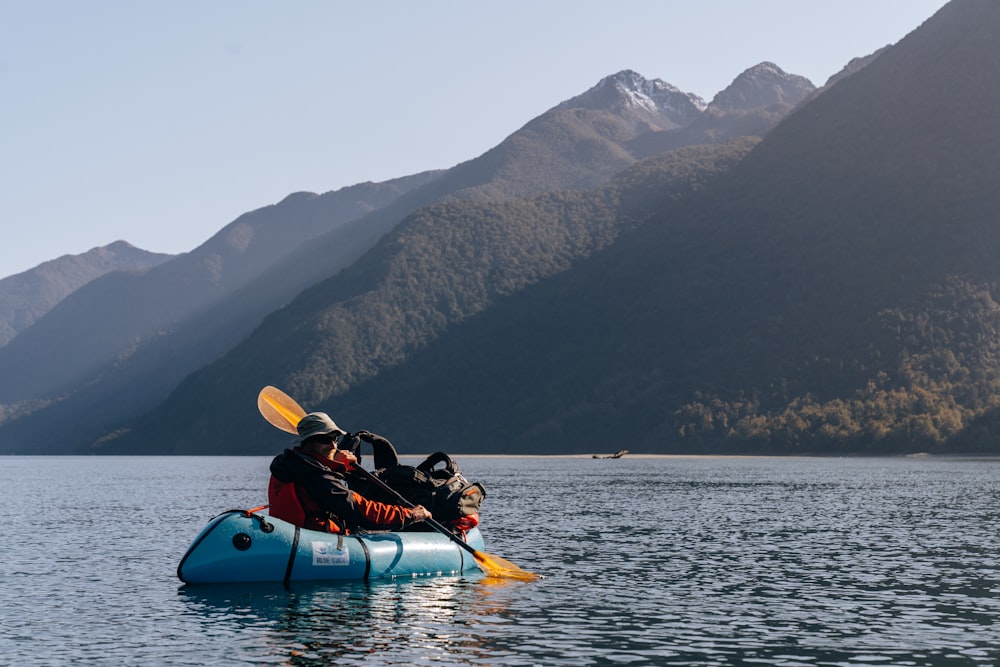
[{"xmin": 3, "ymin": 455, "xmax": 1000, "ymax": 665}]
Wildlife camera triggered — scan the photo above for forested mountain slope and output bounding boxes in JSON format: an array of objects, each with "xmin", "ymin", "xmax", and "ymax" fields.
[
  {"xmin": 122, "ymin": 0, "xmax": 1000, "ymax": 458},
  {"xmin": 97, "ymin": 140, "xmax": 758, "ymax": 454},
  {"xmin": 0, "ymin": 57, "xmax": 815, "ymax": 453},
  {"xmin": 0, "ymin": 241, "xmax": 171, "ymax": 347},
  {"xmin": 335, "ymin": 0, "xmax": 1000, "ymax": 456},
  {"xmin": 0, "ymin": 173, "xmax": 441, "ymax": 430}
]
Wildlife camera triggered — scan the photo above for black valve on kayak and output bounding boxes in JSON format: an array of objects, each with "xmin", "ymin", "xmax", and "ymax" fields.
[
  {"xmin": 233, "ymin": 533, "xmax": 252, "ymax": 551},
  {"xmin": 254, "ymin": 514, "xmax": 274, "ymax": 533}
]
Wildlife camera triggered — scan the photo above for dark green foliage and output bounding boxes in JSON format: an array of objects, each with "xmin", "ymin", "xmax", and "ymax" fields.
[
  {"xmin": 674, "ymin": 280, "xmax": 1000, "ymax": 453},
  {"xmin": 284, "ymin": 140, "xmax": 756, "ymax": 401}
]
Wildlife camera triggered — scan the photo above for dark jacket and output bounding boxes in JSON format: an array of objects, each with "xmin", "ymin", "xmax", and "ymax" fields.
[{"xmin": 268, "ymin": 447, "xmax": 414, "ymax": 533}]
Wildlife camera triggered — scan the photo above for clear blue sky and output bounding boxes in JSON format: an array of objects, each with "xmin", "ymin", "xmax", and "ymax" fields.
[{"xmin": 0, "ymin": 0, "xmax": 946, "ymax": 279}]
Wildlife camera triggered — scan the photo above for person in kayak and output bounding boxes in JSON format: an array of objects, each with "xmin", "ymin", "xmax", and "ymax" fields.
[{"xmin": 268, "ymin": 411, "xmax": 432, "ymax": 533}]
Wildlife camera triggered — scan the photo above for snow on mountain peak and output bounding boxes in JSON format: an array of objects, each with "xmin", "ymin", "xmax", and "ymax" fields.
[
  {"xmin": 556, "ymin": 70, "xmax": 707, "ymax": 125},
  {"xmin": 611, "ymin": 70, "xmax": 707, "ymax": 114}
]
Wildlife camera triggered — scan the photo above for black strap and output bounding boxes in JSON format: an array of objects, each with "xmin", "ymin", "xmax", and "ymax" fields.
[
  {"xmin": 284, "ymin": 525, "xmax": 300, "ymax": 586},
  {"xmin": 354, "ymin": 535, "xmax": 371, "ymax": 580},
  {"xmin": 417, "ymin": 451, "xmax": 457, "ymax": 475},
  {"xmin": 370, "ymin": 437, "xmax": 399, "ymax": 470}
]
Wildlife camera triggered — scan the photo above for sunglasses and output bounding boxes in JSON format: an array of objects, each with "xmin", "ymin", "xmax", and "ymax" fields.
[{"xmin": 314, "ymin": 433, "xmax": 340, "ymax": 445}]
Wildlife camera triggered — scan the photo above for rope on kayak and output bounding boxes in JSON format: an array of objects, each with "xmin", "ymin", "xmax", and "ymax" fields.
[{"xmin": 243, "ymin": 505, "xmax": 274, "ymax": 533}]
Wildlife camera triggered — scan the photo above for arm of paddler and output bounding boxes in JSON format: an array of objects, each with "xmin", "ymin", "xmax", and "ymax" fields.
[{"xmin": 350, "ymin": 491, "xmax": 431, "ymax": 529}]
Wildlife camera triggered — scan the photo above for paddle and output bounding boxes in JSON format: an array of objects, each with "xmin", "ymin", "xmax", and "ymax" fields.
[{"xmin": 257, "ymin": 385, "xmax": 539, "ymax": 581}]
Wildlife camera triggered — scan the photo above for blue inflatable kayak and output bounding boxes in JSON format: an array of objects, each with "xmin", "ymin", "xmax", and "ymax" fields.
[{"xmin": 178, "ymin": 509, "xmax": 485, "ymax": 584}]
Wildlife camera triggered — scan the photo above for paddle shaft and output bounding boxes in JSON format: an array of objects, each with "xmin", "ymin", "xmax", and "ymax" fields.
[{"xmin": 350, "ymin": 461, "xmax": 479, "ymax": 557}]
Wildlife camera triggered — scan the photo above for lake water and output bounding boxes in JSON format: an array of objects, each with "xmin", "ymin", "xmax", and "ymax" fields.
[{"xmin": 3, "ymin": 454, "xmax": 1000, "ymax": 666}]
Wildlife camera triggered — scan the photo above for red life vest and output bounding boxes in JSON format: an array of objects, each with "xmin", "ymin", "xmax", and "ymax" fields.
[{"xmin": 267, "ymin": 476, "xmax": 343, "ymax": 534}]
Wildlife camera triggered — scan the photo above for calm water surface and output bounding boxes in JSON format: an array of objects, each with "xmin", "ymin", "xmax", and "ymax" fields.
[{"xmin": 2, "ymin": 455, "xmax": 999, "ymax": 665}]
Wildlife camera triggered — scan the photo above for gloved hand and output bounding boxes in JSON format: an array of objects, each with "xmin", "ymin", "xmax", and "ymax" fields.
[
  {"xmin": 340, "ymin": 432, "xmax": 362, "ymax": 453},
  {"xmin": 354, "ymin": 431, "xmax": 398, "ymax": 469},
  {"xmin": 335, "ymin": 432, "xmax": 362, "ymax": 466}
]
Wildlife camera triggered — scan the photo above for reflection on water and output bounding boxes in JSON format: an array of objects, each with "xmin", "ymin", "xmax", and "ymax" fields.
[
  {"xmin": 4, "ymin": 455, "xmax": 1000, "ymax": 665},
  {"xmin": 177, "ymin": 575, "xmax": 524, "ymax": 665}
]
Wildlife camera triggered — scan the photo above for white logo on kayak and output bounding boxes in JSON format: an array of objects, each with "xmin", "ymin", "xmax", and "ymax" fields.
[{"xmin": 312, "ymin": 541, "xmax": 350, "ymax": 566}]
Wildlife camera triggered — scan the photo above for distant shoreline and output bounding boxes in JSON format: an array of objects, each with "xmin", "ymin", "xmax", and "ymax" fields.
[
  {"xmin": 5, "ymin": 453, "xmax": 1000, "ymax": 461},
  {"xmin": 399, "ymin": 453, "xmax": 1000, "ymax": 461}
]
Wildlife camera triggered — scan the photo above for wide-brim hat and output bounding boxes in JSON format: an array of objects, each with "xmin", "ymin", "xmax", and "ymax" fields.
[{"xmin": 295, "ymin": 411, "xmax": 347, "ymax": 443}]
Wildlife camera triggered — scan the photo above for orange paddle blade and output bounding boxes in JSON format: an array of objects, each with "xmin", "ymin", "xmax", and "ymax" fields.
[
  {"xmin": 257, "ymin": 386, "xmax": 306, "ymax": 433},
  {"xmin": 473, "ymin": 549, "xmax": 540, "ymax": 581}
]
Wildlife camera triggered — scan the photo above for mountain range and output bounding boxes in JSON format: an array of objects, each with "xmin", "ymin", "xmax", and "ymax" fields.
[
  {"xmin": 0, "ymin": 241, "xmax": 172, "ymax": 348},
  {"xmin": 5, "ymin": 1, "xmax": 995, "ymax": 458},
  {"xmin": 0, "ymin": 47, "xmax": 814, "ymax": 453}
]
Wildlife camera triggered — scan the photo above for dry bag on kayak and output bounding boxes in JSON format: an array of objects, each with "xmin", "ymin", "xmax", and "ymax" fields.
[
  {"xmin": 376, "ymin": 451, "xmax": 486, "ymax": 525},
  {"xmin": 343, "ymin": 432, "xmax": 486, "ymax": 529}
]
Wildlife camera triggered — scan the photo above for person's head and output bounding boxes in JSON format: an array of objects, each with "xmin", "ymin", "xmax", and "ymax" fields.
[{"xmin": 295, "ymin": 412, "xmax": 347, "ymax": 454}]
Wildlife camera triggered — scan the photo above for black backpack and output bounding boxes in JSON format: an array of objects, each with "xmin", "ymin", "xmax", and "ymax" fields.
[
  {"xmin": 377, "ymin": 451, "xmax": 486, "ymax": 525},
  {"xmin": 342, "ymin": 433, "xmax": 486, "ymax": 527}
]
